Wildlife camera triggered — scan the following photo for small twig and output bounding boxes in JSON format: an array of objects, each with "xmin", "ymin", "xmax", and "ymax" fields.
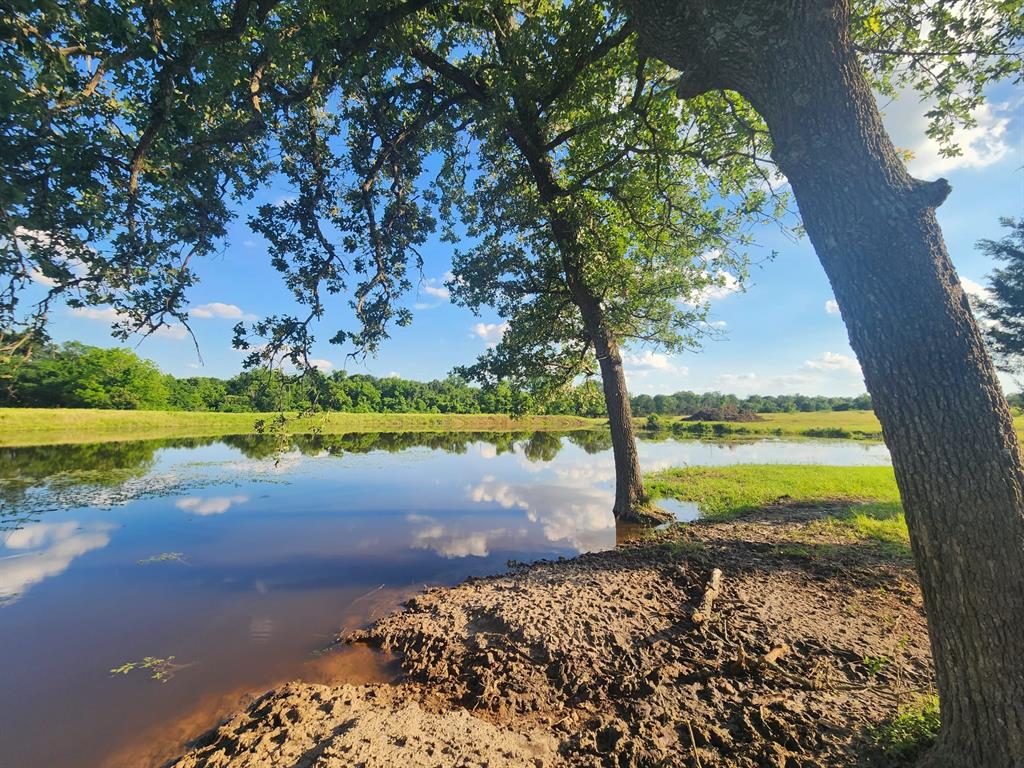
[{"xmin": 687, "ymin": 720, "xmax": 703, "ymax": 768}]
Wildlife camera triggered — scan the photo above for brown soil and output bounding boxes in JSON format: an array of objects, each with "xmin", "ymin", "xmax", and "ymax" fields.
[{"xmin": 168, "ymin": 506, "xmax": 932, "ymax": 768}]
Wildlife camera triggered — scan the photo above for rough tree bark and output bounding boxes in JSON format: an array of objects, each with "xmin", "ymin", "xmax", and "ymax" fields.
[
  {"xmin": 627, "ymin": 1, "xmax": 1024, "ymax": 763},
  {"xmin": 576, "ymin": 287, "xmax": 653, "ymax": 521}
]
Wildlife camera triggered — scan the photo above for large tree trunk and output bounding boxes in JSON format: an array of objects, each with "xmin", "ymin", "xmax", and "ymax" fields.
[{"xmin": 628, "ymin": 1, "xmax": 1024, "ymax": 764}]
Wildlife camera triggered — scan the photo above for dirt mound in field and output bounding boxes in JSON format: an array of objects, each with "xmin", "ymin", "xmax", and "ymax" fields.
[{"xmin": 170, "ymin": 506, "xmax": 932, "ymax": 768}]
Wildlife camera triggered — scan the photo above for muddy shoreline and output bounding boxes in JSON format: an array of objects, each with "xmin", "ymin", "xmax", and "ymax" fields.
[{"xmin": 168, "ymin": 506, "xmax": 932, "ymax": 767}]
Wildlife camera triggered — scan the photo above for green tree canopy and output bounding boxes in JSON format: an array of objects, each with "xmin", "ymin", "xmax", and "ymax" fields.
[
  {"xmin": 973, "ymin": 218, "xmax": 1024, "ymax": 374},
  {"xmin": 0, "ymin": 341, "xmax": 168, "ymax": 408}
]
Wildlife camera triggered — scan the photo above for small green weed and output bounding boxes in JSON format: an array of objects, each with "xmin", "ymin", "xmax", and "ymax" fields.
[
  {"xmin": 659, "ymin": 538, "xmax": 705, "ymax": 558},
  {"xmin": 110, "ymin": 656, "xmax": 185, "ymax": 683},
  {"xmin": 136, "ymin": 552, "xmax": 188, "ymax": 565},
  {"xmin": 869, "ymin": 695, "xmax": 940, "ymax": 762},
  {"xmin": 862, "ymin": 654, "xmax": 890, "ymax": 677}
]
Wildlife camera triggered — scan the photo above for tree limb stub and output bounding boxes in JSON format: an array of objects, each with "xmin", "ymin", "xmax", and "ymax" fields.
[{"xmin": 692, "ymin": 567, "xmax": 722, "ymax": 624}]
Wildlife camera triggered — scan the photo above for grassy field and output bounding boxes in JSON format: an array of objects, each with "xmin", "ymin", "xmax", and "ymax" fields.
[
  {"xmin": 7, "ymin": 406, "xmax": 1023, "ymax": 449},
  {"xmin": 0, "ymin": 408, "xmax": 603, "ymax": 447},
  {"xmin": 642, "ymin": 410, "xmax": 885, "ymax": 439},
  {"xmin": 646, "ymin": 409, "xmax": 1024, "ymax": 441},
  {"xmin": 647, "ymin": 463, "xmax": 908, "ymax": 549}
]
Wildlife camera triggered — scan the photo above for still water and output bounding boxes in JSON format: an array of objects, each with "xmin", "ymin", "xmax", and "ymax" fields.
[{"xmin": 0, "ymin": 431, "xmax": 890, "ymax": 767}]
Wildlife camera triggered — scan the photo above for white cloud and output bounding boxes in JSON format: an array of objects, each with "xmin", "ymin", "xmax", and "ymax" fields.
[
  {"xmin": 472, "ymin": 321, "xmax": 509, "ymax": 347},
  {"xmin": 387, "ymin": 371, "xmax": 401, "ymax": 379},
  {"xmin": 422, "ymin": 283, "xmax": 450, "ymax": 300},
  {"xmin": 687, "ymin": 271, "xmax": 741, "ymax": 304},
  {"xmin": 714, "ymin": 356, "xmax": 872, "ymax": 395},
  {"xmin": 469, "ymin": 477, "xmax": 614, "ymax": 552},
  {"xmin": 13, "ymin": 228, "xmax": 89, "ymax": 288},
  {"xmin": 307, "ymin": 358, "xmax": 334, "ymax": 372},
  {"xmin": 716, "ymin": 372, "xmax": 760, "ymax": 388},
  {"xmin": 29, "ymin": 268, "xmax": 59, "ymax": 287},
  {"xmin": 883, "ymin": 91, "xmax": 1014, "ymax": 178},
  {"xmin": 175, "ymin": 495, "xmax": 249, "ymax": 516},
  {"xmin": 825, "ymin": 299, "xmax": 840, "ymax": 315},
  {"xmin": 961, "ymin": 277, "xmax": 998, "ymax": 329},
  {"xmin": 190, "ymin": 302, "xmax": 256, "ymax": 321},
  {"xmin": 414, "ymin": 276, "xmax": 452, "ymax": 310},
  {"xmin": 706, "ymin": 319, "xmax": 728, "ymax": 329},
  {"xmin": 802, "ymin": 351, "xmax": 862, "ymax": 375},
  {"xmin": 960, "ymin": 277, "xmax": 993, "ymax": 304},
  {"xmin": 1, "ymin": 521, "xmax": 113, "ymax": 606},
  {"xmin": 69, "ymin": 306, "xmax": 122, "ymax": 323},
  {"xmin": 68, "ymin": 306, "xmax": 188, "ymax": 340},
  {"xmin": 223, "ymin": 452, "xmax": 303, "ymax": 475},
  {"xmin": 622, "ymin": 350, "xmax": 683, "ymax": 373},
  {"xmin": 622, "ymin": 350, "xmax": 687, "ymax": 386}
]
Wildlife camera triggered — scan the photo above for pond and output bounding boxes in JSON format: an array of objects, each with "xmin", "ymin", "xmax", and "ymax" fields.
[{"xmin": 0, "ymin": 431, "xmax": 891, "ymax": 767}]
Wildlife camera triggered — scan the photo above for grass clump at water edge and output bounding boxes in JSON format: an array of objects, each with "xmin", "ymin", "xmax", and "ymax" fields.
[{"xmin": 645, "ymin": 464, "xmax": 909, "ymax": 550}]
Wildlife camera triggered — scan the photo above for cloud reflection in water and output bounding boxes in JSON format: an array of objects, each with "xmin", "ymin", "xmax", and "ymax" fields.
[{"xmin": 1, "ymin": 521, "xmax": 113, "ymax": 606}]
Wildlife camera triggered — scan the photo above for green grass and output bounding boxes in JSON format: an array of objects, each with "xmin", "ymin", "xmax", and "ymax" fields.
[
  {"xmin": 647, "ymin": 409, "xmax": 1024, "ymax": 441},
  {"xmin": 0, "ymin": 408, "xmax": 603, "ymax": 447},
  {"xmin": 641, "ymin": 410, "xmax": 885, "ymax": 439},
  {"xmin": 647, "ymin": 464, "xmax": 901, "ymax": 516},
  {"xmin": 646, "ymin": 463, "xmax": 909, "ymax": 549},
  {"xmin": 805, "ymin": 502, "xmax": 910, "ymax": 553},
  {"xmin": 868, "ymin": 695, "xmax": 941, "ymax": 763}
]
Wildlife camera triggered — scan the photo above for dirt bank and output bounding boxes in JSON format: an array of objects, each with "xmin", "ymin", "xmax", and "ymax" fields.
[{"xmin": 169, "ymin": 505, "xmax": 932, "ymax": 767}]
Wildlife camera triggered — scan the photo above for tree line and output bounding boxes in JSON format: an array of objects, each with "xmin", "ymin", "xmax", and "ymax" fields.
[{"xmin": 0, "ymin": 341, "xmax": 878, "ymax": 416}]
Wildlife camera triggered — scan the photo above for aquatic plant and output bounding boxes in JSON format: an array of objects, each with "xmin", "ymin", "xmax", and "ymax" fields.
[{"xmin": 109, "ymin": 656, "xmax": 186, "ymax": 683}]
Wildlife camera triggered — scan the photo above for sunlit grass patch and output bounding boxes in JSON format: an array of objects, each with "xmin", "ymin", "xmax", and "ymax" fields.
[
  {"xmin": 868, "ymin": 695, "xmax": 941, "ymax": 762},
  {"xmin": 646, "ymin": 464, "xmax": 900, "ymax": 518},
  {"xmin": 802, "ymin": 501, "xmax": 910, "ymax": 554},
  {"xmin": 646, "ymin": 464, "xmax": 910, "ymax": 551},
  {"xmin": 641, "ymin": 410, "xmax": 886, "ymax": 440}
]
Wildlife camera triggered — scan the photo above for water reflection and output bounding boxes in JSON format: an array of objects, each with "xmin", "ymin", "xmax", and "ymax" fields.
[
  {"xmin": 407, "ymin": 513, "xmax": 507, "ymax": 558},
  {"xmin": 469, "ymin": 476, "xmax": 615, "ymax": 552},
  {"xmin": 175, "ymin": 495, "xmax": 250, "ymax": 516},
  {"xmin": 0, "ymin": 429, "xmax": 892, "ymax": 768},
  {"xmin": 1, "ymin": 520, "xmax": 113, "ymax": 605}
]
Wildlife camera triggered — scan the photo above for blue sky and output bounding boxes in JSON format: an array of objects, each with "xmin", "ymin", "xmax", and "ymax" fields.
[{"xmin": 43, "ymin": 83, "xmax": 1023, "ymax": 396}]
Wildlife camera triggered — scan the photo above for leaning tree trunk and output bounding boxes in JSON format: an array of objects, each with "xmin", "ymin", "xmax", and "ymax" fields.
[
  {"xmin": 578, "ymin": 297, "xmax": 652, "ymax": 521},
  {"xmin": 628, "ymin": 1, "xmax": 1024, "ymax": 763},
  {"xmin": 505, "ymin": 112, "xmax": 656, "ymax": 524},
  {"xmin": 549, "ymin": 204, "xmax": 653, "ymax": 522}
]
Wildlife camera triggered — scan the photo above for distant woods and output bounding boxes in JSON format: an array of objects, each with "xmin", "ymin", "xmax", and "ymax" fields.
[{"xmin": 0, "ymin": 341, "xmax": 874, "ymax": 416}]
